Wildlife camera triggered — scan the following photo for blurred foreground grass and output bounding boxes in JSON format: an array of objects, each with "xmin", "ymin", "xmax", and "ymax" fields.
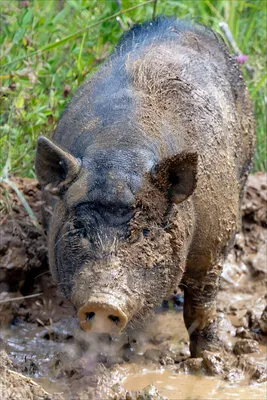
[{"xmin": 1, "ymin": 0, "xmax": 266, "ymax": 177}]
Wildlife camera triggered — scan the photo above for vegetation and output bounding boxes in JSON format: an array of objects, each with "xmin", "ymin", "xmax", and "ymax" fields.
[{"xmin": 1, "ymin": 0, "xmax": 266, "ymax": 177}]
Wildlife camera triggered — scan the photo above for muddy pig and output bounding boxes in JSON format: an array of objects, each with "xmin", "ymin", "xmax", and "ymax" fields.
[{"xmin": 35, "ymin": 17, "xmax": 255, "ymax": 357}]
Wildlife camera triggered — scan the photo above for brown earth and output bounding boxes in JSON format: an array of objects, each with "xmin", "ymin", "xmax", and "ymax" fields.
[{"xmin": 0, "ymin": 173, "xmax": 266, "ymax": 399}]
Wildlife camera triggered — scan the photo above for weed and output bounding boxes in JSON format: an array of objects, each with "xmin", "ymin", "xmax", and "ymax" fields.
[{"xmin": 1, "ymin": 0, "xmax": 266, "ymax": 175}]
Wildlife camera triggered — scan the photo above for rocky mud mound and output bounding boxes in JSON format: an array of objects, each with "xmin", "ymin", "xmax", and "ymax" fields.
[
  {"xmin": 0, "ymin": 178, "xmax": 47, "ymax": 293},
  {"xmin": 0, "ymin": 173, "xmax": 266, "ymax": 400}
]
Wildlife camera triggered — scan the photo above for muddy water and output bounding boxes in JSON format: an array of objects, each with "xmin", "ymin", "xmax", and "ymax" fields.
[
  {"xmin": 122, "ymin": 367, "xmax": 266, "ymax": 400},
  {"xmin": 2, "ymin": 318, "xmax": 76, "ymax": 371},
  {"xmin": 1, "ymin": 271, "xmax": 266, "ymax": 400},
  {"xmin": 120, "ymin": 309, "xmax": 266, "ymax": 400},
  {"xmin": 2, "ymin": 308, "xmax": 266, "ymax": 399}
]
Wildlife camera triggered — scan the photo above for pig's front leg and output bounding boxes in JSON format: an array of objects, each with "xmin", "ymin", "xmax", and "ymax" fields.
[{"xmin": 181, "ymin": 265, "xmax": 223, "ymax": 358}]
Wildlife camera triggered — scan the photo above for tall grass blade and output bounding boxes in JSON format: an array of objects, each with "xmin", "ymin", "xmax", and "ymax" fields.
[
  {"xmin": 250, "ymin": 73, "xmax": 267, "ymax": 98},
  {"xmin": 2, "ymin": 0, "xmax": 154, "ymax": 68}
]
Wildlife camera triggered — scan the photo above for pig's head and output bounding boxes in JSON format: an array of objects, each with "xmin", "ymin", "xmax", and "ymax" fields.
[{"xmin": 35, "ymin": 136, "xmax": 197, "ymax": 334}]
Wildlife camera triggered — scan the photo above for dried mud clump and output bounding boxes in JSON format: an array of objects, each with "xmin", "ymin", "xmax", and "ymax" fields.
[
  {"xmin": 201, "ymin": 350, "xmax": 225, "ymax": 375},
  {"xmin": 0, "ymin": 178, "xmax": 47, "ymax": 292},
  {"xmin": 233, "ymin": 354, "xmax": 267, "ymax": 383},
  {"xmin": 233, "ymin": 339, "xmax": 260, "ymax": 355},
  {"xmin": 240, "ymin": 172, "xmax": 267, "ymax": 276},
  {"xmin": 0, "ymin": 350, "xmax": 63, "ymax": 400},
  {"xmin": 177, "ymin": 357, "xmax": 203, "ymax": 374},
  {"xmin": 259, "ymin": 305, "xmax": 267, "ymax": 334}
]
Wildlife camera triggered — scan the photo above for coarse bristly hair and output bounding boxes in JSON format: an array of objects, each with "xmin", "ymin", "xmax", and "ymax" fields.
[{"xmin": 113, "ymin": 15, "xmax": 223, "ymax": 58}]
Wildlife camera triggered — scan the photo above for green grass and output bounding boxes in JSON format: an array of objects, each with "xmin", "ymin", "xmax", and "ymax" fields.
[{"xmin": 1, "ymin": 0, "xmax": 266, "ymax": 177}]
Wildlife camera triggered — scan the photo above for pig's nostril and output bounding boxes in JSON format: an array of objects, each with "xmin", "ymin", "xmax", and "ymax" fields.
[
  {"xmin": 108, "ymin": 314, "xmax": 120, "ymax": 324},
  {"xmin": 77, "ymin": 297, "xmax": 128, "ymax": 333},
  {"xmin": 85, "ymin": 312, "xmax": 95, "ymax": 322}
]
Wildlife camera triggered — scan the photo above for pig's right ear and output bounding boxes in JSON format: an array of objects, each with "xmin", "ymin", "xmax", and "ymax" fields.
[
  {"xmin": 35, "ymin": 136, "xmax": 81, "ymax": 196},
  {"xmin": 152, "ymin": 152, "xmax": 198, "ymax": 204}
]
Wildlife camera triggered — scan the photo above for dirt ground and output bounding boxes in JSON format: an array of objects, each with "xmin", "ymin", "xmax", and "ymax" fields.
[{"xmin": 0, "ymin": 173, "xmax": 266, "ymax": 400}]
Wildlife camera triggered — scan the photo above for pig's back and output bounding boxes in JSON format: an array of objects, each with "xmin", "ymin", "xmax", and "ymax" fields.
[{"xmin": 119, "ymin": 17, "xmax": 255, "ymax": 270}]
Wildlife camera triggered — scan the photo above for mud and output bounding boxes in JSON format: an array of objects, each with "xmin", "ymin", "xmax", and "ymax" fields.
[{"xmin": 0, "ymin": 173, "xmax": 266, "ymax": 399}]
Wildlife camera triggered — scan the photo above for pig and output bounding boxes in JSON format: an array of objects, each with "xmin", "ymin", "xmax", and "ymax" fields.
[{"xmin": 35, "ymin": 16, "xmax": 255, "ymax": 357}]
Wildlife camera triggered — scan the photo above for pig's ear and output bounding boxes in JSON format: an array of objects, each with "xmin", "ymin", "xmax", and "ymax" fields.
[
  {"xmin": 152, "ymin": 152, "xmax": 198, "ymax": 204},
  {"xmin": 35, "ymin": 136, "xmax": 81, "ymax": 196}
]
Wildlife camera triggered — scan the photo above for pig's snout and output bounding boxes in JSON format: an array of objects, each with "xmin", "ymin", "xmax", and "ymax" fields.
[{"xmin": 77, "ymin": 296, "xmax": 128, "ymax": 334}]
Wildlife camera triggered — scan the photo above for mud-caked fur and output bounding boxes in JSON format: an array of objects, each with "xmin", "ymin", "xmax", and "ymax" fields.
[{"xmin": 35, "ymin": 16, "xmax": 255, "ymax": 357}]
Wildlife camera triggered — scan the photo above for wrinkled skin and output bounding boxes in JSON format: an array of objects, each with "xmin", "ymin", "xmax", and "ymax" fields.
[{"xmin": 35, "ymin": 17, "xmax": 255, "ymax": 356}]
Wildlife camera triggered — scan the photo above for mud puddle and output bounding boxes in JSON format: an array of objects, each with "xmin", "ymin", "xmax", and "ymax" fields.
[
  {"xmin": 121, "ymin": 367, "xmax": 266, "ymax": 399},
  {"xmin": 0, "ymin": 173, "xmax": 266, "ymax": 399},
  {"xmin": 1, "ymin": 298, "xmax": 266, "ymax": 399}
]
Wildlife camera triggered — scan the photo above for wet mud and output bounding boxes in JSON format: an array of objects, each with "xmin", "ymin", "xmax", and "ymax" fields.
[{"xmin": 0, "ymin": 173, "xmax": 266, "ymax": 399}]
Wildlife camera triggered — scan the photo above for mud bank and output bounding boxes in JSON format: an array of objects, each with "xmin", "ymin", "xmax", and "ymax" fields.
[{"xmin": 0, "ymin": 174, "xmax": 266, "ymax": 399}]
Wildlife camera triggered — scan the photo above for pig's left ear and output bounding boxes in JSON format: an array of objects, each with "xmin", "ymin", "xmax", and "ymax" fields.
[
  {"xmin": 152, "ymin": 152, "xmax": 198, "ymax": 204},
  {"xmin": 35, "ymin": 136, "xmax": 81, "ymax": 196}
]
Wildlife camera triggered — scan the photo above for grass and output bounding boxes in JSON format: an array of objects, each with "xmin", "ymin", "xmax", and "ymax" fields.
[{"xmin": 1, "ymin": 0, "xmax": 266, "ymax": 177}]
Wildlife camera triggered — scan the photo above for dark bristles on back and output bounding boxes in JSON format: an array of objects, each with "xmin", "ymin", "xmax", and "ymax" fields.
[{"xmin": 113, "ymin": 15, "xmax": 223, "ymax": 57}]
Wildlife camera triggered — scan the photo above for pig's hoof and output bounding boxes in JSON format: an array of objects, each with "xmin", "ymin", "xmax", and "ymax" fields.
[{"xmin": 190, "ymin": 332, "xmax": 222, "ymax": 358}]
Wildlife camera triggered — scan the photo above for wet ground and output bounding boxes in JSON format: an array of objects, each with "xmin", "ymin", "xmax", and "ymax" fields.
[{"xmin": 0, "ymin": 173, "xmax": 266, "ymax": 399}]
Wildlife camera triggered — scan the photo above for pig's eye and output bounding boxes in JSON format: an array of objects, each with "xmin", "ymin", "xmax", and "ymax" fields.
[
  {"xmin": 143, "ymin": 228, "xmax": 150, "ymax": 237},
  {"xmin": 73, "ymin": 220, "xmax": 87, "ymax": 238},
  {"xmin": 127, "ymin": 229, "xmax": 150, "ymax": 244}
]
